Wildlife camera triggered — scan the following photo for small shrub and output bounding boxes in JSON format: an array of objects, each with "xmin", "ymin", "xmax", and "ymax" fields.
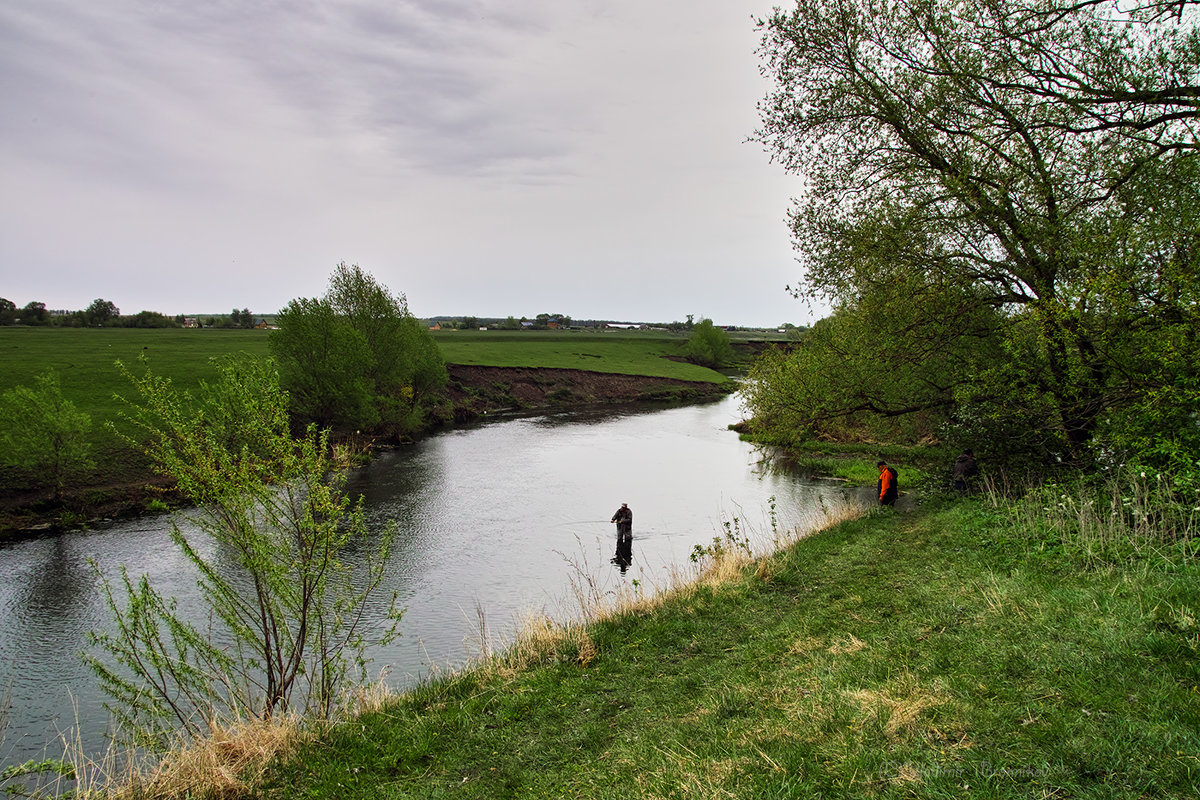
[{"xmin": 685, "ymin": 319, "xmax": 733, "ymax": 368}]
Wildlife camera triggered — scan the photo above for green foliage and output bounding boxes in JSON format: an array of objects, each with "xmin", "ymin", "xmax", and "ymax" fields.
[
  {"xmin": 118, "ymin": 309, "xmax": 179, "ymax": 328},
  {"xmin": 18, "ymin": 302, "xmax": 48, "ymax": 326},
  {"xmin": 751, "ymin": 0, "xmax": 1200, "ymax": 469},
  {"xmin": 742, "ymin": 279, "xmax": 1004, "ymax": 445},
  {"xmin": 84, "ymin": 298, "xmax": 118, "ymax": 326},
  {"xmin": 684, "ymin": 318, "xmax": 733, "ymax": 368},
  {"xmin": 0, "ymin": 370, "xmax": 94, "ymax": 498},
  {"xmin": 270, "ymin": 263, "xmax": 446, "ymax": 432},
  {"xmin": 689, "ymin": 507, "xmax": 760, "ymax": 565},
  {"xmin": 229, "ymin": 307, "xmax": 255, "ymax": 329},
  {"xmin": 87, "ymin": 354, "xmax": 400, "ymax": 748},
  {"xmin": 991, "ymin": 467, "xmax": 1199, "ymax": 569},
  {"xmin": 271, "ymin": 296, "xmax": 378, "ymax": 429}
]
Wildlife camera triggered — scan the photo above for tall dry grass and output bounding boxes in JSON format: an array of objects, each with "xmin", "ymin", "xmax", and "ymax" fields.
[{"xmin": 66, "ymin": 673, "xmax": 405, "ymax": 800}]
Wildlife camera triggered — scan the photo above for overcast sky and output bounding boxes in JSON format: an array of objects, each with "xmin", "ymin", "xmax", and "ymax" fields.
[{"xmin": 1, "ymin": 0, "xmax": 818, "ymax": 327}]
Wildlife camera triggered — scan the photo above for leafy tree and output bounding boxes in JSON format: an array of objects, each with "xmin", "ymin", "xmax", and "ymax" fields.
[
  {"xmin": 685, "ymin": 318, "xmax": 734, "ymax": 368},
  {"xmin": 754, "ymin": 0, "xmax": 1200, "ymax": 465},
  {"xmin": 271, "ymin": 296, "xmax": 377, "ymax": 428},
  {"xmin": 0, "ymin": 298, "xmax": 16, "ymax": 325},
  {"xmin": 227, "ymin": 307, "xmax": 255, "ymax": 328},
  {"xmin": 744, "ymin": 279, "xmax": 1006, "ymax": 444},
  {"xmin": 85, "ymin": 298, "xmax": 119, "ymax": 326},
  {"xmin": 120, "ymin": 310, "xmax": 178, "ymax": 328},
  {"xmin": 19, "ymin": 301, "xmax": 48, "ymax": 325},
  {"xmin": 88, "ymin": 355, "xmax": 400, "ymax": 747},
  {"xmin": 0, "ymin": 370, "xmax": 94, "ymax": 499},
  {"xmin": 271, "ymin": 263, "xmax": 446, "ymax": 432}
]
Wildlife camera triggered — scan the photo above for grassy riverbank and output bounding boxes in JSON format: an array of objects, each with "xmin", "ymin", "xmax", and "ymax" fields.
[
  {"xmin": 173, "ymin": 495, "xmax": 1199, "ymax": 799},
  {"xmin": 0, "ymin": 328, "xmax": 725, "ymax": 427}
]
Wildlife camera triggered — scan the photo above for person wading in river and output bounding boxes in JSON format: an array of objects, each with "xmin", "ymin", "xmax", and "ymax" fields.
[{"xmin": 610, "ymin": 503, "xmax": 633, "ymax": 571}]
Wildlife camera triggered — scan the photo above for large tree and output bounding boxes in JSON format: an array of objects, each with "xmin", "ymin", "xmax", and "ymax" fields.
[
  {"xmin": 270, "ymin": 263, "xmax": 446, "ymax": 432},
  {"xmin": 753, "ymin": 0, "xmax": 1200, "ymax": 463},
  {"xmin": 85, "ymin": 298, "xmax": 119, "ymax": 326},
  {"xmin": 19, "ymin": 301, "xmax": 48, "ymax": 325}
]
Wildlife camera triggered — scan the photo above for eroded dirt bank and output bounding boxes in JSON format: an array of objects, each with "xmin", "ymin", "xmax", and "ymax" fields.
[{"xmin": 441, "ymin": 364, "xmax": 731, "ymax": 421}]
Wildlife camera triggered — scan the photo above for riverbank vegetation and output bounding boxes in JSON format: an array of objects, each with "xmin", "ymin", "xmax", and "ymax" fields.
[
  {"xmin": 88, "ymin": 355, "xmax": 402, "ymax": 747},
  {"xmin": 271, "ymin": 263, "xmax": 447, "ymax": 434},
  {"xmin": 0, "ymin": 317, "xmax": 734, "ymax": 533},
  {"xmin": 431, "ymin": 328, "xmax": 739, "ymax": 379}
]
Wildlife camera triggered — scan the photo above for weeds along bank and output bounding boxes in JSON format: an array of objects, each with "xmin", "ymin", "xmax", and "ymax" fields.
[{"xmin": 64, "ymin": 482, "xmax": 1198, "ymax": 800}]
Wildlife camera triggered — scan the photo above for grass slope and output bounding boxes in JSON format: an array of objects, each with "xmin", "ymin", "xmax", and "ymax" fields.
[
  {"xmin": 258, "ymin": 500, "xmax": 1199, "ymax": 799},
  {"xmin": 432, "ymin": 330, "xmax": 726, "ymax": 383}
]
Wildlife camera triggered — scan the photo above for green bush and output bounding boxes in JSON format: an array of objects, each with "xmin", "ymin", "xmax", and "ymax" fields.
[{"xmin": 685, "ymin": 318, "xmax": 733, "ymax": 368}]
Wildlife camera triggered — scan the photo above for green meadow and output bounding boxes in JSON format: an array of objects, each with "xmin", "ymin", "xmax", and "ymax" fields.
[
  {"xmin": 0, "ymin": 327, "xmax": 273, "ymax": 432},
  {"xmin": 431, "ymin": 329, "xmax": 728, "ymax": 382},
  {"xmin": 0, "ymin": 327, "xmax": 725, "ymax": 425}
]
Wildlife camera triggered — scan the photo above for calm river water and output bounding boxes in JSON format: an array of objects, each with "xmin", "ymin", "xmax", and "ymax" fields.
[{"xmin": 0, "ymin": 393, "xmax": 871, "ymax": 771}]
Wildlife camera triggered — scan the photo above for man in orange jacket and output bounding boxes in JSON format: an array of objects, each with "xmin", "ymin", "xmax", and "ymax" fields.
[{"xmin": 877, "ymin": 461, "xmax": 898, "ymax": 506}]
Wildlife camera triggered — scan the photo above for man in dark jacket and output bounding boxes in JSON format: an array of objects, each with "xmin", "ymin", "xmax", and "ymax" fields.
[
  {"xmin": 953, "ymin": 449, "xmax": 979, "ymax": 491},
  {"xmin": 877, "ymin": 461, "xmax": 898, "ymax": 506},
  {"xmin": 611, "ymin": 503, "xmax": 633, "ymax": 570}
]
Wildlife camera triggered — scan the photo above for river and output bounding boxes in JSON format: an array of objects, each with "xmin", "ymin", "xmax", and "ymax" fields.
[{"xmin": 0, "ymin": 394, "xmax": 871, "ymax": 773}]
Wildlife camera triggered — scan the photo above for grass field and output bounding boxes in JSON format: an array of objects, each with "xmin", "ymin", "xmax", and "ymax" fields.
[
  {"xmin": 0, "ymin": 327, "xmax": 725, "ymax": 423},
  {"xmin": 432, "ymin": 329, "xmax": 728, "ymax": 382},
  {"xmin": 0, "ymin": 327, "xmax": 273, "ymax": 432}
]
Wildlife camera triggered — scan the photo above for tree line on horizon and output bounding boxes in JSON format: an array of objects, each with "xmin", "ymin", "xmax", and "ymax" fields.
[{"xmin": 0, "ymin": 297, "xmax": 266, "ymax": 329}]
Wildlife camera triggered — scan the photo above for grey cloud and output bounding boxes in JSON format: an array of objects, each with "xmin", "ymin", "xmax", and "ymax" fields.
[{"xmin": 1, "ymin": 0, "xmax": 580, "ymax": 190}]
